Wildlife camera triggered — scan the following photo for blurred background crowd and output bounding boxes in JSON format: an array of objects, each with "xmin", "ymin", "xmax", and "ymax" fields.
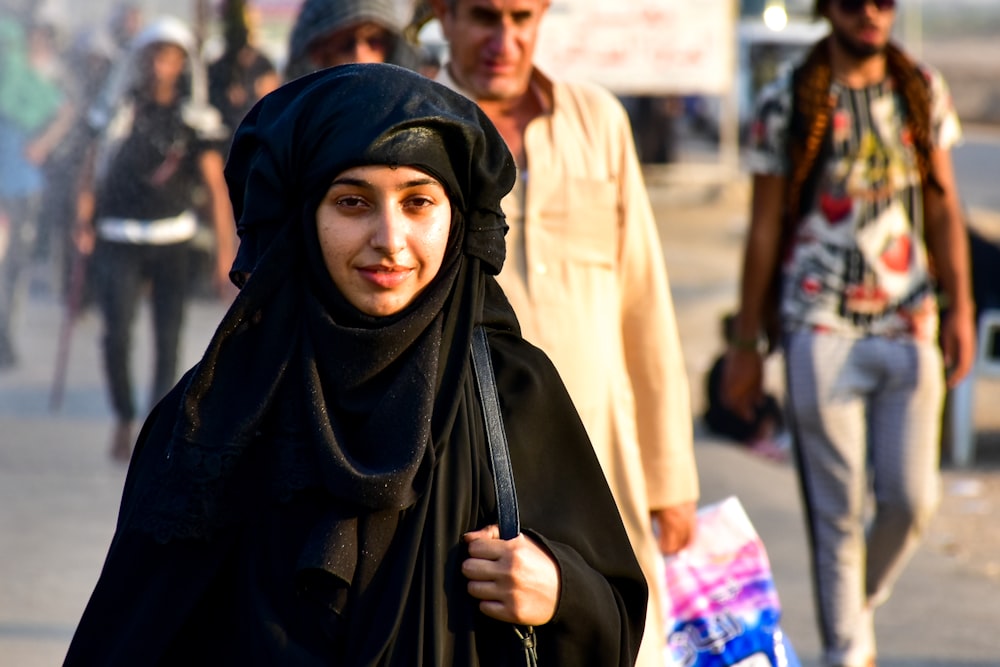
[
  {"xmin": 3, "ymin": 0, "xmax": 1000, "ymax": 448},
  {"xmin": 1, "ymin": 0, "xmax": 999, "ymax": 448},
  {"xmin": 3, "ymin": 0, "xmax": 1000, "ymax": 318}
]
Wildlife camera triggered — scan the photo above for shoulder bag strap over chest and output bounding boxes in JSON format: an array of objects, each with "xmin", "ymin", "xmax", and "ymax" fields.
[{"xmin": 470, "ymin": 325, "xmax": 538, "ymax": 666}]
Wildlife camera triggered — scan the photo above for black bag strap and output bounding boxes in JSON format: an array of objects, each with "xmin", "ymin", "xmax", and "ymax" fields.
[
  {"xmin": 470, "ymin": 326, "xmax": 538, "ymax": 666},
  {"xmin": 471, "ymin": 326, "xmax": 520, "ymax": 540}
]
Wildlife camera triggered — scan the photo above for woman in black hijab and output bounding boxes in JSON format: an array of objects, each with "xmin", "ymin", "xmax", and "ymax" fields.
[{"xmin": 64, "ymin": 64, "xmax": 647, "ymax": 666}]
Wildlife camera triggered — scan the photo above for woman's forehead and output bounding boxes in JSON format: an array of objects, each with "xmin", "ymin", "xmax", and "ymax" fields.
[{"xmin": 329, "ymin": 164, "xmax": 448, "ymax": 190}]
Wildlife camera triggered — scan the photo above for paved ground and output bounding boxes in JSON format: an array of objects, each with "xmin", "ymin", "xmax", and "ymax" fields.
[{"xmin": 3, "ymin": 168, "xmax": 1000, "ymax": 665}]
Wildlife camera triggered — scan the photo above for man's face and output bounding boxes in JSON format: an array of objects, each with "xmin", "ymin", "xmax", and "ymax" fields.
[
  {"xmin": 435, "ymin": 0, "xmax": 549, "ymax": 102},
  {"xmin": 308, "ymin": 22, "xmax": 391, "ymax": 68},
  {"xmin": 825, "ymin": 0, "xmax": 895, "ymax": 59}
]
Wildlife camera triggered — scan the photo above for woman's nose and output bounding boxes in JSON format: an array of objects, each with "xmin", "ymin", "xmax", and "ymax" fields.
[{"xmin": 370, "ymin": 209, "xmax": 407, "ymax": 254}]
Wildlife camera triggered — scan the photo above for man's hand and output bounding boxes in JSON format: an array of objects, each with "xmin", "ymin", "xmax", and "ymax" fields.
[
  {"xmin": 941, "ymin": 305, "xmax": 976, "ymax": 388},
  {"xmin": 720, "ymin": 348, "xmax": 765, "ymax": 421},
  {"xmin": 651, "ymin": 501, "xmax": 697, "ymax": 555},
  {"xmin": 462, "ymin": 524, "xmax": 560, "ymax": 626}
]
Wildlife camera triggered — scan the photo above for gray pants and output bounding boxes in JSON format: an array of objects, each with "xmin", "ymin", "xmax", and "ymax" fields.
[{"xmin": 785, "ymin": 330, "xmax": 944, "ymax": 667}]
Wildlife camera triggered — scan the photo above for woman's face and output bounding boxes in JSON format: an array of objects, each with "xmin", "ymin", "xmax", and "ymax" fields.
[{"xmin": 316, "ymin": 165, "xmax": 452, "ymax": 317}]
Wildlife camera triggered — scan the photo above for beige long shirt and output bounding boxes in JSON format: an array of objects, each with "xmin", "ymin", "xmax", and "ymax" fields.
[{"xmin": 438, "ymin": 67, "xmax": 698, "ymax": 664}]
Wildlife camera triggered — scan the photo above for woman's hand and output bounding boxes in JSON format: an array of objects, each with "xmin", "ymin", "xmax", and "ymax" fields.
[{"xmin": 462, "ymin": 524, "xmax": 560, "ymax": 626}]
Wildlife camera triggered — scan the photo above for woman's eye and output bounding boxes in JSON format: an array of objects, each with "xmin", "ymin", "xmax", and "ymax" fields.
[
  {"xmin": 336, "ymin": 195, "xmax": 368, "ymax": 209},
  {"xmin": 406, "ymin": 195, "xmax": 435, "ymax": 209}
]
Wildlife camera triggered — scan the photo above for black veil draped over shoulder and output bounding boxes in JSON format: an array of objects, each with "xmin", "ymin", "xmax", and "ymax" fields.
[{"xmin": 65, "ymin": 64, "xmax": 647, "ymax": 667}]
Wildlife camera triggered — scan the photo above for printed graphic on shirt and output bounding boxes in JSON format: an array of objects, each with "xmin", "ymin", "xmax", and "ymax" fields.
[{"xmin": 746, "ymin": 64, "xmax": 961, "ymax": 342}]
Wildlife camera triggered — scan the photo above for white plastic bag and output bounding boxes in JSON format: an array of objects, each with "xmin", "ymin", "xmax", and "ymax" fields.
[{"xmin": 662, "ymin": 496, "xmax": 800, "ymax": 667}]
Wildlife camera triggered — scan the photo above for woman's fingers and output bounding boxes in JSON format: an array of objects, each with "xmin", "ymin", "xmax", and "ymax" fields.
[
  {"xmin": 462, "ymin": 525, "xmax": 508, "ymax": 582},
  {"xmin": 463, "ymin": 524, "xmax": 501, "ymax": 543},
  {"xmin": 462, "ymin": 527, "xmax": 560, "ymax": 625}
]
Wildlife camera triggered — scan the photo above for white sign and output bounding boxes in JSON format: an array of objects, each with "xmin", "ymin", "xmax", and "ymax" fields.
[{"xmin": 534, "ymin": 0, "xmax": 736, "ymax": 95}]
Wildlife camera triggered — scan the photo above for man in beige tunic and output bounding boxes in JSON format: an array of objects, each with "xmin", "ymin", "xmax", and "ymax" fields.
[{"xmin": 429, "ymin": 1, "xmax": 700, "ymax": 664}]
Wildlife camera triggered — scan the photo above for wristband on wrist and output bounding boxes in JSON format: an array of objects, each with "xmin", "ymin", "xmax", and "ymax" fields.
[{"xmin": 728, "ymin": 333, "xmax": 764, "ymax": 354}]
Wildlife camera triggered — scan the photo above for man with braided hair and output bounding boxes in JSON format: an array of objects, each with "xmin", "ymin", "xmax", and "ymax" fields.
[{"xmin": 722, "ymin": 1, "xmax": 974, "ymax": 666}]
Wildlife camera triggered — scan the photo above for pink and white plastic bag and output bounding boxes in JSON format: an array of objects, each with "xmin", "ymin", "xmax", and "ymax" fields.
[{"xmin": 662, "ymin": 496, "xmax": 800, "ymax": 667}]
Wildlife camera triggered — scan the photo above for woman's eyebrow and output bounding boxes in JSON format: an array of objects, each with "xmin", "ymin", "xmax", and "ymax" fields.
[
  {"xmin": 329, "ymin": 176, "xmax": 441, "ymax": 190},
  {"xmin": 398, "ymin": 177, "xmax": 440, "ymax": 189},
  {"xmin": 329, "ymin": 176, "xmax": 370, "ymax": 188}
]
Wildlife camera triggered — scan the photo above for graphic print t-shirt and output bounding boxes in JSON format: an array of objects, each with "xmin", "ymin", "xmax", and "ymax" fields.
[{"xmin": 747, "ymin": 64, "xmax": 961, "ymax": 342}]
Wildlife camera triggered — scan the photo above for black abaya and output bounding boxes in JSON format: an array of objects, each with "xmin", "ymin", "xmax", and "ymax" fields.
[{"xmin": 64, "ymin": 325, "xmax": 646, "ymax": 666}]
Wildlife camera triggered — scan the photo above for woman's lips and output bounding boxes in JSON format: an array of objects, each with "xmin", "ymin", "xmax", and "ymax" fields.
[{"xmin": 358, "ymin": 265, "xmax": 413, "ymax": 288}]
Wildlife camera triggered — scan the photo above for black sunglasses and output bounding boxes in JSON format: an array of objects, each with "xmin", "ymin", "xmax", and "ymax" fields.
[{"xmin": 836, "ymin": 0, "xmax": 896, "ymax": 13}]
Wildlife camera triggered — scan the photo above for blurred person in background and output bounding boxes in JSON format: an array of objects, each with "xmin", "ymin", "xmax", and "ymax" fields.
[
  {"xmin": 73, "ymin": 15, "xmax": 235, "ymax": 462},
  {"xmin": 723, "ymin": 1, "xmax": 974, "ymax": 665},
  {"xmin": 284, "ymin": 0, "xmax": 421, "ymax": 80},
  {"xmin": 208, "ymin": 0, "xmax": 279, "ymax": 137},
  {"xmin": 28, "ymin": 11, "xmax": 87, "ymax": 298},
  {"xmin": 38, "ymin": 4, "xmax": 145, "ymax": 308},
  {"xmin": 109, "ymin": 1, "xmax": 143, "ymax": 53},
  {"xmin": 405, "ymin": 1, "xmax": 444, "ymax": 78},
  {"xmin": 0, "ymin": 7, "xmax": 74, "ymax": 369},
  {"xmin": 428, "ymin": 1, "xmax": 700, "ymax": 665},
  {"xmin": 622, "ymin": 95, "xmax": 681, "ymax": 165},
  {"xmin": 45, "ymin": 26, "xmax": 119, "ymax": 303}
]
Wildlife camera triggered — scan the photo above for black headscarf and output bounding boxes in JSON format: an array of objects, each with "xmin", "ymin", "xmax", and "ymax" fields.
[{"xmin": 132, "ymin": 64, "xmax": 516, "ymax": 544}]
